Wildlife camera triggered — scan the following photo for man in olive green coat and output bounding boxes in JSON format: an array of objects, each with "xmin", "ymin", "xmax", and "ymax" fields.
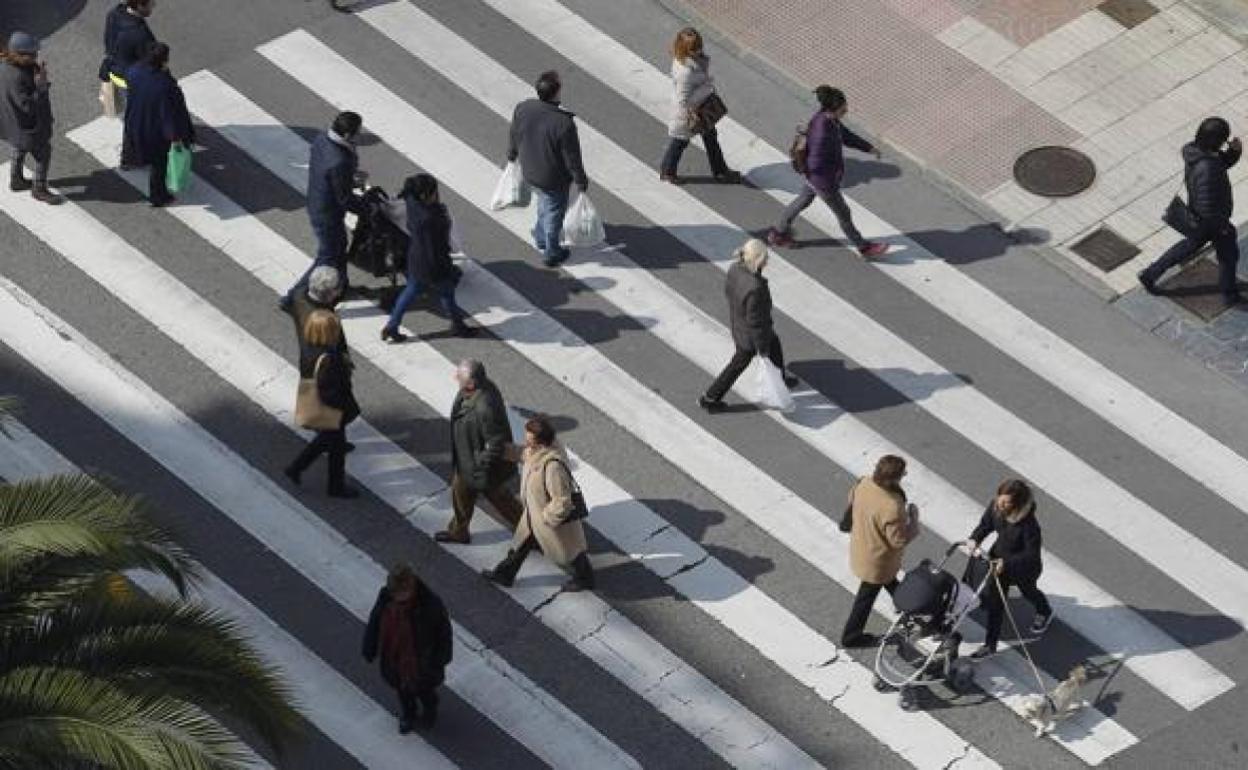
[{"xmin": 435, "ymin": 360, "xmax": 522, "ymax": 544}]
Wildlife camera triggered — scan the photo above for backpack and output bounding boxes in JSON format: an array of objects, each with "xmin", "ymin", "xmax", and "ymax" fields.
[{"xmin": 789, "ymin": 123, "xmax": 810, "ymax": 175}]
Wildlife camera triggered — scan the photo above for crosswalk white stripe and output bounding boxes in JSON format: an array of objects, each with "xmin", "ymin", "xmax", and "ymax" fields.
[
  {"xmin": 96, "ymin": 84, "xmax": 1015, "ymax": 766},
  {"xmin": 481, "ymin": 0, "xmax": 1248, "ymax": 527},
  {"xmin": 17, "ymin": 133, "xmax": 812, "ymax": 770},
  {"xmin": 189, "ymin": 63, "xmax": 1226, "ymax": 717},
  {"xmin": 347, "ymin": 3, "xmax": 1248, "ymax": 641},
  {"xmin": 0, "ymin": 208, "xmax": 638, "ymax": 770},
  {"xmin": 254, "ymin": 31, "xmax": 1132, "ymax": 764},
  {"xmin": 0, "ymin": 420, "xmax": 459, "ymax": 770}
]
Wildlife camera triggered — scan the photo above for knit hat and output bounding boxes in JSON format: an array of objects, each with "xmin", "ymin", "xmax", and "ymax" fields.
[{"xmin": 7, "ymin": 32, "xmax": 39, "ymax": 55}]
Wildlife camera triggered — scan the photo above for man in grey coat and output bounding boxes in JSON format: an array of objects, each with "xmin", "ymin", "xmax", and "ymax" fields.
[
  {"xmin": 507, "ymin": 70, "xmax": 589, "ymax": 268},
  {"xmin": 436, "ymin": 360, "xmax": 523, "ymax": 544},
  {"xmin": 698, "ymin": 239, "xmax": 798, "ymax": 413}
]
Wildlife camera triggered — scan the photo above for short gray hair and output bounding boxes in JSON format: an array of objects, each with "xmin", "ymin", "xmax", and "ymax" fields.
[
  {"xmin": 458, "ymin": 358, "xmax": 486, "ymax": 386},
  {"xmin": 308, "ymin": 266, "xmax": 341, "ymax": 304}
]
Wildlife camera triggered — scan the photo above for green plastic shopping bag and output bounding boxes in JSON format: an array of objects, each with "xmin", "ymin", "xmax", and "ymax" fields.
[{"xmin": 165, "ymin": 143, "xmax": 192, "ymax": 195}]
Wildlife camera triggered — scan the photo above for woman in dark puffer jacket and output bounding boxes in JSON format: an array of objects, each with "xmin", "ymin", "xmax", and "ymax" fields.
[{"xmin": 963, "ymin": 478, "xmax": 1053, "ymax": 659}]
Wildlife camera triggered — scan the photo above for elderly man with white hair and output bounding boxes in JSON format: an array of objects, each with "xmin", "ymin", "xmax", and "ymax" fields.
[
  {"xmin": 698, "ymin": 238, "xmax": 798, "ymax": 413},
  {"xmin": 290, "ymin": 265, "xmax": 346, "ymax": 350},
  {"xmin": 435, "ymin": 359, "xmax": 523, "ymax": 544}
]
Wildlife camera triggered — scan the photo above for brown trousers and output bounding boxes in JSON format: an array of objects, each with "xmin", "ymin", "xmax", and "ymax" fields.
[{"xmin": 447, "ymin": 471, "xmax": 523, "ymax": 538}]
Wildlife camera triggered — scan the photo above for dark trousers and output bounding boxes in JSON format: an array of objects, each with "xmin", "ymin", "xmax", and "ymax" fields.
[
  {"xmin": 1141, "ymin": 222, "xmax": 1241, "ymax": 300},
  {"xmin": 660, "ymin": 128, "xmax": 728, "ymax": 176},
  {"xmin": 289, "ymin": 428, "xmax": 347, "ymax": 492},
  {"xmin": 841, "ymin": 578, "xmax": 898, "ymax": 643},
  {"xmin": 776, "ymin": 182, "xmax": 865, "ymax": 248},
  {"xmin": 705, "ymin": 336, "xmax": 785, "ymax": 402},
  {"xmin": 398, "ymin": 685, "xmax": 439, "ymax": 723},
  {"xmin": 981, "ymin": 575, "xmax": 1051, "ymax": 647},
  {"xmin": 447, "ymin": 471, "xmax": 523, "ymax": 539},
  {"xmin": 10, "ymin": 143, "xmax": 51, "ymax": 183},
  {"xmin": 148, "ymin": 144, "xmax": 171, "ymax": 204},
  {"xmin": 286, "ymin": 218, "xmax": 350, "ymax": 304}
]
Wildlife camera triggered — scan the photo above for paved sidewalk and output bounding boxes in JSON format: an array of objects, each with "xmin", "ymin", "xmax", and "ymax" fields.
[{"xmin": 666, "ymin": 0, "xmax": 1248, "ymax": 387}]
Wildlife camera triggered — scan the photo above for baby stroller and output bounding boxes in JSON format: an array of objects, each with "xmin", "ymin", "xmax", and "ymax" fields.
[
  {"xmin": 873, "ymin": 543, "xmax": 992, "ymax": 710},
  {"xmin": 346, "ymin": 186, "xmax": 410, "ymax": 308}
]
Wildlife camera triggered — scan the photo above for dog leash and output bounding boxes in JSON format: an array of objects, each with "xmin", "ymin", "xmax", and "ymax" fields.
[{"xmin": 993, "ymin": 573, "xmax": 1057, "ymax": 713}]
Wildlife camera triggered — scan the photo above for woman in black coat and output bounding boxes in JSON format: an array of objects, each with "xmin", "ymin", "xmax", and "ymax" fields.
[
  {"xmin": 0, "ymin": 32, "xmax": 60, "ymax": 203},
  {"xmin": 123, "ymin": 42, "xmax": 192, "ymax": 206},
  {"xmin": 380, "ymin": 173, "xmax": 476, "ymax": 342},
  {"xmin": 963, "ymin": 479, "xmax": 1053, "ymax": 659},
  {"xmin": 363, "ymin": 564, "xmax": 454, "ymax": 733},
  {"xmin": 284, "ymin": 309, "xmax": 360, "ymax": 498}
]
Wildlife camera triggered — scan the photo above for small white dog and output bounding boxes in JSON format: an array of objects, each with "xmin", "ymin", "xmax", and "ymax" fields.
[{"xmin": 1020, "ymin": 665, "xmax": 1089, "ymax": 737}]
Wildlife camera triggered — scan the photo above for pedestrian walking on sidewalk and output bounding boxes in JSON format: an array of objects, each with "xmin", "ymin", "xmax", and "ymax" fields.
[
  {"xmin": 963, "ymin": 479, "xmax": 1052, "ymax": 660},
  {"xmin": 285, "ymin": 309, "xmax": 361, "ymax": 499},
  {"xmin": 1, "ymin": 32, "xmax": 62, "ymax": 205},
  {"xmin": 281, "ymin": 111, "xmax": 367, "ymax": 311},
  {"xmin": 658, "ymin": 27, "xmax": 740, "ymax": 185},
  {"xmin": 123, "ymin": 42, "xmax": 192, "ymax": 207},
  {"xmin": 768, "ymin": 86, "xmax": 886, "ymax": 257},
  {"xmin": 381, "ymin": 173, "xmax": 477, "ymax": 342},
  {"xmin": 363, "ymin": 563, "xmax": 453, "ymax": 733},
  {"xmin": 482, "ymin": 415, "xmax": 595, "ymax": 592},
  {"xmin": 101, "ymin": 0, "xmax": 157, "ymax": 167},
  {"xmin": 435, "ymin": 360, "xmax": 523, "ymax": 544},
  {"xmin": 698, "ymin": 238, "xmax": 798, "ymax": 413},
  {"xmin": 507, "ymin": 70, "xmax": 589, "ymax": 268},
  {"xmin": 1139, "ymin": 117, "xmax": 1243, "ymax": 305},
  {"xmin": 840, "ymin": 455, "xmax": 920, "ymax": 648}
]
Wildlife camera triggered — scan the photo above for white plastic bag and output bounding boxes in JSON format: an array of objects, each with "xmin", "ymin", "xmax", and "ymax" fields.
[
  {"xmin": 560, "ymin": 193, "xmax": 606, "ymax": 247},
  {"xmin": 754, "ymin": 356, "xmax": 794, "ymax": 411},
  {"xmin": 489, "ymin": 161, "xmax": 530, "ymax": 210}
]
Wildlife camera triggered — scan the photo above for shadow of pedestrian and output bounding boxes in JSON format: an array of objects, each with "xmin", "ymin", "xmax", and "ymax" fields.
[
  {"xmin": 892, "ymin": 223, "xmax": 1051, "ymax": 267},
  {"xmin": 788, "ymin": 358, "xmax": 970, "ymax": 421},
  {"xmin": 0, "ymin": 0, "xmax": 87, "ymax": 41}
]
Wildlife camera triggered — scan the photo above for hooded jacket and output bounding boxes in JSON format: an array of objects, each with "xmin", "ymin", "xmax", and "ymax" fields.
[{"xmin": 1181, "ymin": 141, "xmax": 1240, "ymax": 229}]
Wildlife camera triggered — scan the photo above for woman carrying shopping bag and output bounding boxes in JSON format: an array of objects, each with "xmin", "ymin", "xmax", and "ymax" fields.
[
  {"xmin": 659, "ymin": 28, "xmax": 739, "ymax": 185},
  {"xmin": 123, "ymin": 42, "xmax": 192, "ymax": 206},
  {"xmin": 286, "ymin": 310, "xmax": 361, "ymax": 498},
  {"xmin": 380, "ymin": 173, "xmax": 477, "ymax": 342},
  {"xmin": 481, "ymin": 415, "xmax": 595, "ymax": 592},
  {"xmin": 963, "ymin": 479, "xmax": 1053, "ymax": 659},
  {"xmin": 698, "ymin": 238, "xmax": 798, "ymax": 413}
]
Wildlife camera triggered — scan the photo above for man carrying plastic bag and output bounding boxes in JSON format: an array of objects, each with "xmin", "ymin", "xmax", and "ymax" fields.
[
  {"xmin": 560, "ymin": 192, "xmax": 605, "ymax": 247},
  {"xmin": 489, "ymin": 160, "xmax": 530, "ymax": 210},
  {"xmin": 504, "ymin": 69, "xmax": 589, "ymax": 267}
]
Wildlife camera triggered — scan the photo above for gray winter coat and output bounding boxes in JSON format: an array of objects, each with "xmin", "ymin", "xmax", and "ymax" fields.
[
  {"xmin": 724, "ymin": 261, "xmax": 775, "ymax": 353},
  {"xmin": 667, "ymin": 55, "xmax": 715, "ymax": 140},
  {"xmin": 507, "ymin": 99, "xmax": 588, "ymax": 192},
  {"xmin": 1182, "ymin": 141, "xmax": 1241, "ymax": 229},
  {"xmin": 0, "ymin": 60, "xmax": 51, "ymax": 152}
]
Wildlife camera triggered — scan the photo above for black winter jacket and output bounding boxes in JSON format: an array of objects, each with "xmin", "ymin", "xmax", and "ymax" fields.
[
  {"xmin": 450, "ymin": 379, "xmax": 516, "ymax": 492},
  {"xmin": 0, "ymin": 60, "xmax": 52, "ymax": 151},
  {"xmin": 362, "ymin": 583, "xmax": 453, "ymax": 690},
  {"xmin": 403, "ymin": 198, "xmax": 457, "ymax": 286},
  {"xmin": 969, "ymin": 501, "xmax": 1043, "ymax": 582},
  {"xmin": 299, "ymin": 343, "xmax": 360, "ymax": 427},
  {"xmin": 306, "ymin": 131, "xmax": 364, "ymax": 228},
  {"xmin": 101, "ymin": 5, "xmax": 156, "ymax": 83},
  {"xmin": 1183, "ymin": 141, "xmax": 1240, "ymax": 229},
  {"xmin": 507, "ymin": 99, "xmax": 588, "ymax": 192},
  {"xmin": 724, "ymin": 261, "xmax": 775, "ymax": 353}
]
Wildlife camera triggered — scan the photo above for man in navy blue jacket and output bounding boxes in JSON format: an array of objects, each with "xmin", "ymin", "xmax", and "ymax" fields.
[{"xmin": 282, "ymin": 111, "xmax": 367, "ymax": 311}]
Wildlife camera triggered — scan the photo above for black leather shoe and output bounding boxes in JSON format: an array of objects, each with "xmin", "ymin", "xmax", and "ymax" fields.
[
  {"xmin": 840, "ymin": 632, "xmax": 880, "ymax": 649},
  {"xmin": 434, "ymin": 530, "xmax": 470, "ymax": 544},
  {"xmin": 1138, "ymin": 271, "xmax": 1159, "ymax": 295},
  {"xmin": 697, "ymin": 395, "xmax": 725, "ymax": 413},
  {"xmin": 327, "ymin": 485, "xmax": 360, "ymax": 499},
  {"xmin": 282, "ymin": 466, "xmax": 301, "ymax": 487},
  {"xmin": 481, "ymin": 567, "xmax": 516, "ymax": 587},
  {"xmin": 381, "ymin": 327, "xmax": 409, "ymax": 344},
  {"xmin": 782, "ymin": 372, "xmax": 800, "ymax": 389}
]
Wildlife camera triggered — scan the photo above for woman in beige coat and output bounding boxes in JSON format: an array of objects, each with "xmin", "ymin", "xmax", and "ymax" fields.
[
  {"xmin": 841, "ymin": 454, "xmax": 920, "ymax": 647},
  {"xmin": 658, "ymin": 27, "xmax": 739, "ymax": 185},
  {"xmin": 481, "ymin": 415, "xmax": 594, "ymax": 592}
]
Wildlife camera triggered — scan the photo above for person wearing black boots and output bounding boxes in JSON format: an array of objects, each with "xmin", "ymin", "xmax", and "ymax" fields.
[
  {"xmin": 482, "ymin": 415, "xmax": 594, "ymax": 592},
  {"xmin": 1, "ymin": 32, "xmax": 62, "ymax": 204},
  {"xmin": 363, "ymin": 564, "xmax": 453, "ymax": 733},
  {"xmin": 285, "ymin": 310, "xmax": 360, "ymax": 498}
]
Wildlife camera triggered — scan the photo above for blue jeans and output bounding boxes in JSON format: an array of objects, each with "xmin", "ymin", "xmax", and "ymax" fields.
[
  {"xmin": 1141, "ymin": 222, "xmax": 1241, "ymax": 300},
  {"xmin": 532, "ymin": 186, "xmax": 570, "ymax": 263},
  {"xmin": 384, "ymin": 278, "xmax": 464, "ymax": 333},
  {"xmin": 286, "ymin": 217, "xmax": 349, "ymax": 304}
]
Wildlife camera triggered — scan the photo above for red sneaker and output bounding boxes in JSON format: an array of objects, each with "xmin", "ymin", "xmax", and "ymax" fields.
[{"xmin": 859, "ymin": 242, "xmax": 888, "ymax": 258}]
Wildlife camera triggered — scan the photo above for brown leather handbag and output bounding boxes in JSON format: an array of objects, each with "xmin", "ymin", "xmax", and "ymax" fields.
[{"xmin": 295, "ymin": 354, "xmax": 343, "ymax": 431}]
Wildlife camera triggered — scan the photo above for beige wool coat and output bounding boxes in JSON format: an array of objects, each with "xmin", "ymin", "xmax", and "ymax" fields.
[
  {"xmin": 509, "ymin": 443, "xmax": 588, "ymax": 568},
  {"xmin": 848, "ymin": 478, "xmax": 919, "ymax": 584}
]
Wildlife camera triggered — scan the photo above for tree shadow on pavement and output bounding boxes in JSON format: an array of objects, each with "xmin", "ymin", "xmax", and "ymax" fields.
[{"xmin": 1, "ymin": 0, "xmax": 87, "ymax": 41}]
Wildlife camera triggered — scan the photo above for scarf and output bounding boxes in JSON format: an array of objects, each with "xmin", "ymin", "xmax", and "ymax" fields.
[{"xmin": 378, "ymin": 597, "xmax": 422, "ymax": 689}]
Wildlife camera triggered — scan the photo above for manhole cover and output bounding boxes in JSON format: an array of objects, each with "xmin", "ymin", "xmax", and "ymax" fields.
[
  {"xmin": 1070, "ymin": 226, "xmax": 1140, "ymax": 272},
  {"xmin": 1013, "ymin": 146, "xmax": 1096, "ymax": 197}
]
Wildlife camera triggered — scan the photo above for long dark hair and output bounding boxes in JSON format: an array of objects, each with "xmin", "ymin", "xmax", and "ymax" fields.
[
  {"xmin": 401, "ymin": 173, "xmax": 439, "ymax": 204},
  {"xmin": 995, "ymin": 478, "xmax": 1033, "ymax": 515}
]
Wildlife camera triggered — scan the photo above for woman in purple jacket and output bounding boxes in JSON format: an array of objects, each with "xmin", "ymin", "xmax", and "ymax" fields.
[{"xmin": 768, "ymin": 86, "xmax": 887, "ymax": 258}]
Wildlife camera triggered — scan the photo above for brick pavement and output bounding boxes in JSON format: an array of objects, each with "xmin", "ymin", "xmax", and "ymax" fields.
[{"xmin": 671, "ymin": 0, "xmax": 1248, "ymax": 389}]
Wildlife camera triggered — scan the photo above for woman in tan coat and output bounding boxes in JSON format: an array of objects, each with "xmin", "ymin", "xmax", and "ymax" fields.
[
  {"xmin": 481, "ymin": 415, "xmax": 594, "ymax": 592},
  {"xmin": 841, "ymin": 454, "xmax": 920, "ymax": 647}
]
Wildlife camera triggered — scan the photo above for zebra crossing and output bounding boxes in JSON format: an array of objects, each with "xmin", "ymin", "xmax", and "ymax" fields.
[{"xmin": 2, "ymin": 0, "xmax": 1247, "ymax": 766}]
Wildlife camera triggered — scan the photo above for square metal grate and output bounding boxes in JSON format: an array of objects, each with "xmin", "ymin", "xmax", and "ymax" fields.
[
  {"xmin": 1098, "ymin": 0, "xmax": 1158, "ymax": 28},
  {"xmin": 1160, "ymin": 257, "xmax": 1244, "ymax": 321},
  {"xmin": 1070, "ymin": 226, "xmax": 1140, "ymax": 272}
]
